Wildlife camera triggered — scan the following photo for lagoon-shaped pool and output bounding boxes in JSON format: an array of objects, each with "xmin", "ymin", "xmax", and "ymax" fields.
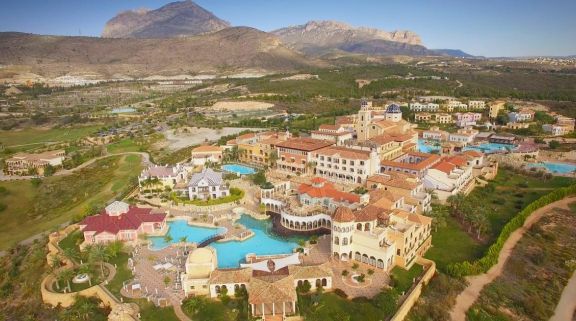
[
  {"xmin": 417, "ymin": 139, "xmax": 441, "ymax": 153},
  {"xmin": 150, "ymin": 215, "xmax": 303, "ymax": 268},
  {"xmin": 222, "ymin": 164, "xmax": 257, "ymax": 176},
  {"xmin": 526, "ymin": 162, "xmax": 576, "ymax": 174},
  {"xmin": 463, "ymin": 142, "xmax": 514, "ymax": 154}
]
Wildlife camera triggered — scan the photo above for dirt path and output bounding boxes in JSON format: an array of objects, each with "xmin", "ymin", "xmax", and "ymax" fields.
[
  {"xmin": 550, "ymin": 270, "xmax": 576, "ymax": 321},
  {"xmin": 450, "ymin": 197, "xmax": 576, "ymax": 321}
]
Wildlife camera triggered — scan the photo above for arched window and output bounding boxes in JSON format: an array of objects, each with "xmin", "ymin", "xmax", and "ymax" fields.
[
  {"xmin": 357, "ymin": 223, "xmax": 362, "ymax": 230},
  {"xmin": 342, "ymin": 237, "xmax": 348, "ymax": 245},
  {"xmin": 364, "ymin": 223, "xmax": 370, "ymax": 231},
  {"xmin": 215, "ymin": 285, "xmax": 221, "ymax": 293},
  {"xmin": 334, "ymin": 237, "xmax": 339, "ymax": 245},
  {"xmin": 322, "ymin": 278, "xmax": 327, "ymax": 286}
]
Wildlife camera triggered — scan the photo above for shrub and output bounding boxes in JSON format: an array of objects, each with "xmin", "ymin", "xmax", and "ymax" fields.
[
  {"xmin": 446, "ymin": 184, "xmax": 576, "ymax": 277},
  {"xmin": 341, "ymin": 270, "xmax": 349, "ymax": 276},
  {"xmin": 333, "ymin": 288, "xmax": 348, "ymax": 298}
]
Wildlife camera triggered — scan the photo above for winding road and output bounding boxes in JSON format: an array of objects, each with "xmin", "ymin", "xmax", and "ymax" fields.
[{"xmin": 449, "ymin": 197, "xmax": 576, "ymax": 321}]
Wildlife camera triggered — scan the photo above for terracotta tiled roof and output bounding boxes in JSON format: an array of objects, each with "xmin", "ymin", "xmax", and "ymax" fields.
[
  {"xmin": 298, "ymin": 181, "xmax": 360, "ymax": 204},
  {"xmin": 335, "ymin": 116, "xmax": 354, "ymax": 125},
  {"xmin": 462, "ymin": 150, "xmax": 483, "ymax": 158},
  {"xmin": 368, "ymin": 135, "xmax": 396, "ymax": 145},
  {"xmin": 276, "ymin": 138, "xmax": 333, "ymax": 151},
  {"xmin": 288, "ymin": 263, "xmax": 333, "ymax": 279},
  {"xmin": 209, "ymin": 268, "xmax": 252, "ymax": 284},
  {"xmin": 79, "ymin": 207, "xmax": 165, "ymax": 235},
  {"xmin": 315, "ymin": 146, "xmax": 371, "ymax": 160},
  {"xmin": 333, "ymin": 206, "xmax": 356, "ymax": 222},
  {"xmin": 192, "ymin": 145, "xmax": 222, "ymax": 153},
  {"xmin": 432, "ymin": 161, "xmax": 455, "ymax": 174},
  {"xmin": 445, "ymin": 156, "xmax": 467, "ymax": 167},
  {"xmin": 248, "ymin": 276, "xmax": 297, "ymax": 305},
  {"xmin": 310, "ymin": 177, "xmax": 327, "ymax": 184},
  {"xmin": 381, "ymin": 153, "xmax": 440, "ymax": 171},
  {"xmin": 311, "ymin": 130, "xmax": 352, "ymax": 137},
  {"xmin": 366, "ymin": 173, "xmax": 419, "ymax": 190},
  {"xmin": 355, "ymin": 205, "xmax": 382, "ymax": 221}
]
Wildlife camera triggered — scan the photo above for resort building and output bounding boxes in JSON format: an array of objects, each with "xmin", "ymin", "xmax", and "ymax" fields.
[
  {"xmin": 190, "ymin": 145, "xmax": 223, "ymax": 166},
  {"xmin": 434, "ymin": 113, "xmax": 453, "ymax": 124},
  {"xmin": 448, "ymin": 128, "xmax": 479, "ymax": 145},
  {"xmin": 414, "ymin": 113, "xmax": 433, "ymax": 123},
  {"xmin": 455, "ymin": 112, "xmax": 482, "ymax": 128},
  {"xmin": 380, "ymin": 151, "xmax": 441, "ymax": 178},
  {"xmin": 508, "ymin": 109, "xmax": 535, "ymax": 123},
  {"xmin": 468, "ymin": 100, "xmax": 486, "ymax": 110},
  {"xmin": 423, "ymin": 156, "xmax": 475, "ymax": 201},
  {"xmin": 366, "ymin": 172, "xmax": 432, "ymax": 213},
  {"xmin": 138, "ymin": 164, "xmax": 188, "ymax": 188},
  {"xmin": 543, "ymin": 115, "xmax": 575, "ymax": 136},
  {"xmin": 188, "ymin": 168, "xmax": 229, "ymax": 200},
  {"xmin": 355, "ymin": 101, "xmax": 415, "ymax": 142},
  {"xmin": 409, "ymin": 102, "xmax": 440, "ymax": 112},
  {"xmin": 235, "ymin": 131, "xmax": 291, "ymax": 167},
  {"xmin": 181, "ymin": 248, "xmax": 218, "ymax": 296},
  {"xmin": 310, "ymin": 124, "xmax": 354, "ymax": 145},
  {"xmin": 489, "ymin": 101, "xmax": 505, "ymax": 118},
  {"xmin": 79, "ymin": 201, "xmax": 166, "ymax": 246},
  {"xmin": 415, "ymin": 113, "xmax": 452, "ymax": 124},
  {"xmin": 489, "ymin": 134, "xmax": 517, "ymax": 145},
  {"xmin": 386, "ymin": 210, "xmax": 432, "ymax": 268},
  {"xmin": 446, "ymin": 100, "xmax": 468, "ymax": 112},
  {"xmin": 312, "ymin": 146, "xmax": 380, "ymax": 184},
  {"xmin": 422, "ymin": 126, "xmax": 449, "ymax": 141},
  {"xmin": 5, "ymin": 150, "xmax": 65, "ymax": 175},
  {"xmin": 275, "ymin": 138, "xmax": 334, "ymax": 175}
]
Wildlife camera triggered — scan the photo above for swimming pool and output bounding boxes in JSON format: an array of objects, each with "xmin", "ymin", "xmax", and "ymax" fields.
[
  {"xmin": 417, "ymin": 139, "xmax": 441, "ymax": 153},
  {"xmin": 222, "ymin": 164, "xmax": 257, "ymax": 175},
  {"xmin": 463, "ymin": 143, "xmax": 514, "ymax": 154},
  {"xmin": 526, "ymin": 162, "xmax": 576, "ymax": 174},
  {"xmin": 150, "ymin": 215, "xmax": 303, "ymax": 268},
  {"xmin": 149, "ymin": 220, "xmax": 226, "ymax": 250}
]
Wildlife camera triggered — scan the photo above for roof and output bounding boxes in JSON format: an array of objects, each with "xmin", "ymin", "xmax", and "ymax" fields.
[
  {"xmin": 355, "ymin": 205, "xmax": 383, "ymax": 222},
  {"xmin": 188, "ymin": 168, "xmax": 223, "ymax": 187},
  {"xmin": 432, "ymin": 161, "xmax": 456, "ymax": 174},
  {"xmin": 79, "ymin": 207, "xmax": 166, "ymax": 235},
  {"xmin": 367, "ymin": 173, "xmax": 419, "ymax": 190},
  {"xmin": 192, "ymin": 145, "xmax": 222, "ymax": 153},
  {"xmin": 209, "ymin": 268, "xmax": 252, "ymax": 284},
  {"xmin": 463, "ymin": 150, "xmax": 483, "ymax": 158},
  {"xmin": 380, "ymin": 153, "xmax": 440, "ymax": 171},
  {"xmin": 333, "ymin": 207, "xmax": 356, "ymax": 222},
  {"xmin": 143, "ymin": 165, "xmax": 177, "ymax": 177},
  {"xmin": 187, "ymin": 248, "xmax": 216, "ymax": 264},
  {"xmin": 247, "ymin": 276, "xmax": 296, "ymax": 305},
  {"xmin": 445, "ymin": 155, "xmax": 467, "ymax": 167},
  {"xmin": 390, "ymin": 210, "xmax": 432, "ymax": 226},
  {"xmin": 288, "ymin": 263, "xmax": 333, "ymax": 279},
  {"xmin": 311, "ymin": 130, "xmax": 352, "ymax": 137},
  {"xmin": 240, "ymin": 253, "xmax": 300, "ymax": 272},
  {"xmin": 315, "ymin": 146, "xmax": 371, "ymax": 160},
  {"xmin": 298, "ymin": 180, "xmax": 360, "ymax": 204},
  {"xmin": 276, "ymin": 137, "xmax": 333, "ymax": 151},
  {"xmin": 335, "ymin": 116, "xmax": 354, "ymax": 125},
  {"xmin": 105, "ymin": 201, "xmax": 130, "ymax": 215}
]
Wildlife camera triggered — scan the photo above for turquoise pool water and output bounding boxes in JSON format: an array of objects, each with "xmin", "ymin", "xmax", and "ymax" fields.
[
  {"xmin": 149, "ymin": 220, "xmax": 226, "ymax": 250},
  {"xmin": 150, "ymin": 215, "xmax": 303, "ymax": 268},
  {"xmin": 527, "ymin": 162, "xmax": 576, "ymax": 174},
  {"xmin": 463, "ymin": 143, "xmax": 514, "ymax": 154},
  {"xmin": 222, "ymin": 164, "xmax": 256, "ymax": 175},
  {"xmin": 417, "ymin": 139, "xmax": 441, "ymax": 153}
]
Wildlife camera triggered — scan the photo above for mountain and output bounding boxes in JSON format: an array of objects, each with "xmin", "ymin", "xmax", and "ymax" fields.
[
  {"xmin": 0, "ymin": 28, "xmax": 321, "ymax": 78},
  {"xmin": 272, "ymin": 20, "xmax": 432, "ymax": 56},
  {"xmin": 432, "ymin": 49, "xmax": 475, "ymax": 58},
  {"xmin": 102, "ymin": 0, "xmax": 230, "ymax": 38}
]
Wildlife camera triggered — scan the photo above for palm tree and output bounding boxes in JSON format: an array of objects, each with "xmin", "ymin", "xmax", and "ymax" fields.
[
  {"xmin": 58, "ymin": 268, "xmax": 74, "ymax": 293},
  {"xmin": 447, "ymin": 193, "xmax": 466, "ymax": 218},
  {"xmin": 88, "ymin": 244, "xmax": 110, "ymax": 278},
  {"xmin": 163, "ymin": 234, "xmax": 173, "ymax": 245},
  {"xmin": 105, "ymin": 240, "xmax": 124, "ymax": 259},
  {"xmin": 427, "ymin": 206, "xmax": 448, "ymax": 232},
  {"xmin": 268, "ymin": 150, "xmax": 279, "ymax": 168},
  {"xmin": 179, "ymin": 236, "xmax": 188, "ymax": 252},
  {"xmin": 61, "ymin": 247, "xmax": 79, "ymax": 265}
]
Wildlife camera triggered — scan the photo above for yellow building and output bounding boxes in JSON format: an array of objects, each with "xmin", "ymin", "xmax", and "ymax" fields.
[{"xmin": 181, "ymin": 248, "xmax": 217, "ymax": 296}]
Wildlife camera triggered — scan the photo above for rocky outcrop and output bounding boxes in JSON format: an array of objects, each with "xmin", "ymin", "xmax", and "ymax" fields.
[
  {"xmin": 102, "ymin": 0, "xmax": 230, "ymax": 38},
  {"xmin": 272, "ymin": 20, "xmax": 425, "ymax": 56}
]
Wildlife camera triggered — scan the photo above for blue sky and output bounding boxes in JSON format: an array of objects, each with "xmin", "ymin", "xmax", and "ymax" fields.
[{"xmin": 0, "ymin": 0, "xmax": 575, "ymax": 57}]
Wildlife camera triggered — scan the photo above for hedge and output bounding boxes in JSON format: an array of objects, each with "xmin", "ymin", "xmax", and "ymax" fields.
[{"xmin": 446, "ymin": 184, "xmax": 576, "ymax": 277}]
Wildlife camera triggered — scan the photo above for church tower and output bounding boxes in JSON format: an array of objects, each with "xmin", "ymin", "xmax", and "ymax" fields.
[
  {"xmin": 384, "ymin": 104, "xmax": 402, "ymax": 122},
  {"xmin": 356, "ymin": 99, "xmax": 373, "ymax": 142}
]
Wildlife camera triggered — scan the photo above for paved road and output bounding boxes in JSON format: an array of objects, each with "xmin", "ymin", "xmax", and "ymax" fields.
[
  {"xmin": 0, "ymin": 151, "xmax": 151, "ymax": 181},
  {"xmin": 450, "ymin": 197, "xmax": 576, "ymax": 321},
  {"xmin": 550, "ymin": 270, "xmax": 576, "ymax": 321}
]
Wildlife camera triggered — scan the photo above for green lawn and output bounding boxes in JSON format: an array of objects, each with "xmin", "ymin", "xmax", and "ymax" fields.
[
  {"xmin": 135, "ymin": 300, "xmax": 180, "ymax": 321},
  {"xmin": 391, "ymin": 264, "xmax": 424, "ymax": 293},
  {"xmin": 426, "ymin": 167, "xmax": 574, "ymax": 271},
  {"xmin": 106, "ymin": 252, "xmax": 132, "ymax": 297},
  {"xmin": 107, "ymin": 139, "xmax": 142, "ymax": 154},
  {"xmin": 426, "ymin": 217, "xmax": 485, "ymax": 271},
  {"xmin": 0, "ymin": 154, "xmax": 142, "ymax": 250},
  {"xmin": 298, "ymin": 292, "xmax": 398, "ymax": 321},
  {"xmin": 0, "ymin": 125, "xmax": 101, "ymax": 149}
]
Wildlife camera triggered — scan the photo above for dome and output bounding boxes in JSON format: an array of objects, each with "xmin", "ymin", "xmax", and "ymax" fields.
[
  {"xmin": 386, "ymin": 104, "xmax": 402, "ymax": 113},
  {"xmin": 333, "ymin": 207, "xmax": 356, "ymax": 223},
  {"xmin": 187, "ymin": 247, "xmax": 216, "ymax": 264}
]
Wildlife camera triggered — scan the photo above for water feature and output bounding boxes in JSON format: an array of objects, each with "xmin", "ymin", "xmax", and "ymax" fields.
[
  {"xmin": 222, "ymin": 164, "xmax": 257, "ymax": 175},
  {"xmin": 417, "ymin": 139, "xmax": 441, "ymax": 153},
  {"xmin": 526, "ymin": 162, "xmax": 576, "ymax": 174},
  {"xmin": 463, "ymin": 142, "xmax": 514, "ymax": 154},
  {"xmin": 149, "ymin": 215, "xmax": 304, "ymax": 268}
]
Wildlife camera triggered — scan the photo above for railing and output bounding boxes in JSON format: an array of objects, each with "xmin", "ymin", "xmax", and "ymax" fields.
[{"xmin": 197, "ymin": 230, "xmax": 227, "ymax": 248}]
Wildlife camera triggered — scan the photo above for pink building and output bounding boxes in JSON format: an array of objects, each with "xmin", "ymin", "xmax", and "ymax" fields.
[
  {"xmin": 79, "ymin": 201, "xmax": 166, "ymax": 245},
  {"xmin": 454, "ymin": 112, "xmax": 482, "ymax": 128}
]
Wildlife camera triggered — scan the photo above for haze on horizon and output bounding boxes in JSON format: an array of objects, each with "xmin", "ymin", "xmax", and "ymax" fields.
[{"xmin": 0, "ymin": 0, "xmax": 574, "ymax": 58}]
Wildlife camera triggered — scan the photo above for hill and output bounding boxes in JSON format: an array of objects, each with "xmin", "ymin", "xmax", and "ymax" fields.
[
  {"xmin": 0, "ymin": 28, "xmax": 321, "ymax": 78},
  {"xmin": 102, "ymin": 0, "xmax": 230, "ymax": 38}
]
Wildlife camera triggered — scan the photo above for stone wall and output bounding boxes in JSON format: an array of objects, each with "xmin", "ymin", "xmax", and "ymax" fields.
[{"xmin": 390, "ymin": 257, "xmax": 436, "ymax": 321}]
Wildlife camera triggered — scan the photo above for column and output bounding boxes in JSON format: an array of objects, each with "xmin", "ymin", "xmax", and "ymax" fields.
[
  {"xmin": 283, "ymin": 301, "xmax": 285, "ymax": 316},
  {"xmin": 272, "ymin": 302, "xmax": 275, "ymax": 316},
  {"xmin": 251, "ymin": 304, "xmax": 254, "ymax": 315},
  {"xmin": 292, "ymin": 301, "xmax": 296, "ymax": 314},
  {"xmin": 262, "ymin": 303, "xmax": 265, "ymax": 317}
]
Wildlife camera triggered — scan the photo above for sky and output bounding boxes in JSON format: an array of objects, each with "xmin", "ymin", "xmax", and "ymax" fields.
[{"xmin": 0, "ymin": 0, "xmax": 575, "ymax": 57}]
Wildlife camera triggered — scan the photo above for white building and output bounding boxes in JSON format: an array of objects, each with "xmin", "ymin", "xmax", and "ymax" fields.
[
  {"xmin": 422, "ymin": 126, "xmax": 448, "ymax": 141},
  {"xmin": 410, "ymin": 102, "xmax": 440, "ymax": 112},
  {"xmin": 312, "ymin": 146, "xmax": 380, "ymax": 184},
  {"xmin": 508, "ymin": 109, "xmax": 534, "ymax": 123},
  {"xmin": 423, "ymin": 156, "xmax": 474, "ymax": 201},
  {"xmin": 468, "ymin": 100, "xmax": 486, "ymax": 110},
  {"xmin": 188, "ymin": 168, "xmax": 229, "ymax": 200},
  {"xmin": 446, "ymin": 101, "xmax": 468, "ymax": 112},
  {"xmin": 138, "ymin": 164, "xmax": 187, "ymax": 188},
  {"xmin": 310, "ymin": 124, "xmax": 354, "ymax": 145},
  {"xmin": 449, "ymin": 128, "xmax": 479, "ymax": 145}
]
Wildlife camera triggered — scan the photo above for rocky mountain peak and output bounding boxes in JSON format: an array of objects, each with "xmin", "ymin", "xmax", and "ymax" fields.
[{"xmin": 102, "ymin": 0, "xmax": 230, "ymax": 38}]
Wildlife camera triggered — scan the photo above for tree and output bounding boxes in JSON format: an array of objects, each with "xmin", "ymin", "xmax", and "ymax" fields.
[
  {"xmin": 548, "ymin": 140, "xmax": 560, "ymax": 149},
  {"xmin": 427, "ymin": 206, "xmax": 449, "ymax": 232},
  {"xmin": 105, "ymin": 241, "xmax": 123, "ymax": 258},
  {"xmin": 78, "ymin": 264, "xmax": 93, "ymax": 286},
  {"xmin": 88, "ymin": 244, "xmax": 110, "ymax": 277},
  {"xmin": 43, "ymin": 164, "xmax": 55, "ymax": 176},
  {"xmin": 61, "ymin": 247, "xmax": 79, "ymax": 264},
  {"xmin": 179, "ymin": 236, "xmax": 188, "ymax": 252},
  {"xmin": 183, "ymin": 296, "xmax": 207, "ymax": 315},
  {"xmin": 58, "ymin": 268, "xmax": 74, "ymax": 292},
  {"xmin": 163, "ymin": 234, "xmax": 173, "ymax": 245},
  {"xmin": 447, "ymin": 193, "xmax": 466, "ymax": 218},
  {"xmin": 269, "ymin": 149, "xmax": 279, "ymax": 167}
]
